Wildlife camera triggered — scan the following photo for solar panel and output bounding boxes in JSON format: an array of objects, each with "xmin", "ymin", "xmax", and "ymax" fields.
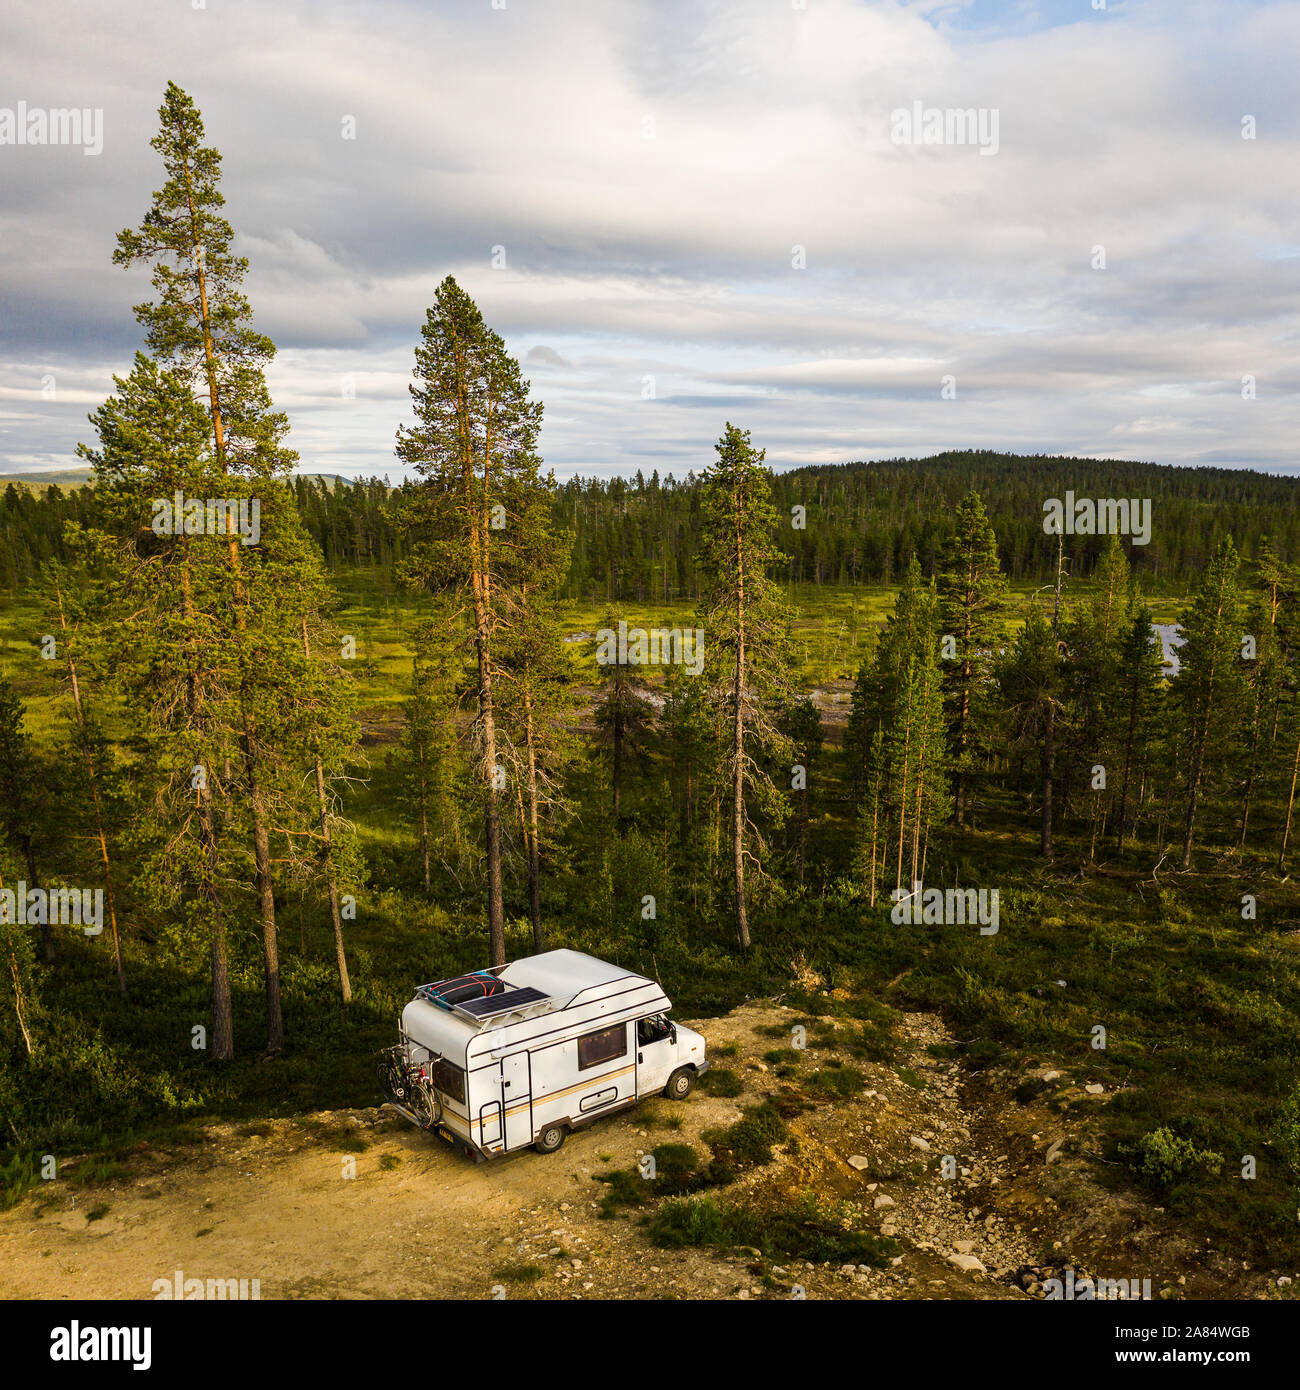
[
  {"xmin": 455, "ymin": 985, "xmax": 551, "ymax": 1020},
  {"xmin": 417, "ymin": 973, "xmax": 504, "ymax": 1010}
]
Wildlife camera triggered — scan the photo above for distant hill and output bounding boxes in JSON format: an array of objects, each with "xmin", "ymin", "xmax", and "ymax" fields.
[
  {"xmin": 0, "ymin": 469, "xmax": 355, "ymax": 491},
  {"xmin": 0, "ymin": 468, "xmax": 94, "ymax": 489}
]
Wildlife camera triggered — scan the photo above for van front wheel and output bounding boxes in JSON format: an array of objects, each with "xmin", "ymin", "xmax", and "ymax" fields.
[
  {"xmin": 534, "ymin": 1122, "xmax": 567, "ymax": 1154},
  {"xmin": 664, "ymin": 1067, "xmax": 695, "ymax": 1100}
]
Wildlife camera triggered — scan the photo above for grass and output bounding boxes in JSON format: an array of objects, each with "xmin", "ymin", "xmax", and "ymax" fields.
[
  {"xmin": 805, "ymin": 1065, "xmax": 867, "ymax": 1100},
  {"xmin": 71, "ymin": 1156, "xmax": 132, "ymax": 1186},
  {"xmin": 5, "ymin": 570, "xmax": 1300, "ymax": 1279},
  {"xmin": 595, "ymin": 1142, "xmax": 714, "ymax": 1216},
  {"xmin": 648, "ymin": 1191, "xmax": 899, "ymax": 1267},
  {"xmin": 697, "ymin": 1067, "xmax": 743, "ymax": 1097}
]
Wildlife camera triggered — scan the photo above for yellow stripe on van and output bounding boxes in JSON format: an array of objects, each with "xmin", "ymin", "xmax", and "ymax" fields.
[{"xmin": 477, "ymin": 1063, "xmax": 636, "ymax": 1128}]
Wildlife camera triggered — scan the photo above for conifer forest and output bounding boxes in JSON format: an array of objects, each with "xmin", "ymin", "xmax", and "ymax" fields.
[{"xmin": 2, "ymin": 1, "xmax": 1299, "ymax": 1344}]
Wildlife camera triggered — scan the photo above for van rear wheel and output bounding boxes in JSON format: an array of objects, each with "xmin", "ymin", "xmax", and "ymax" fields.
[
  {"xmin": 664, "ymin": 1067, "xmax": 695, "ymax": 1100},
  {"xmin": 534, "ymin": 1122, "xmax": 567, "ymax": 1154}
]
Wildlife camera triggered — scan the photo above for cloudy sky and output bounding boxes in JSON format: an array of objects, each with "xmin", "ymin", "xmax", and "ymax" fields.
[{"xmin": 1, "ymin": 0, "xmax": 1297, "ymax": 482}]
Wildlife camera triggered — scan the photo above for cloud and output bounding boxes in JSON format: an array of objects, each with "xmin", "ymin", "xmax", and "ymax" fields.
[{"xmin": 0, "ymin": 0, "xmax": 1297, "ymax": 479}]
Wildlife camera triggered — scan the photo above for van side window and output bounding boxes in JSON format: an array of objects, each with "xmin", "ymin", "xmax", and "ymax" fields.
[
  {"xmin": 431, "ymin": 1057, "xmax": 466, "ymax": 1103},
  {"xmin": 577, "ymin": 1023, "xmax": 627, "ymax": 1071},
  {"xmin": 638, "ymin": 1014, "xmax": 672, "ymax": 1045}
]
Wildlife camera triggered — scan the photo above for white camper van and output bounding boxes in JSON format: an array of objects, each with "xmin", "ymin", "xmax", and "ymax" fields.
[{"xmin": 380, "ymin": 949, "xmax": 709, "ymax": 1160}]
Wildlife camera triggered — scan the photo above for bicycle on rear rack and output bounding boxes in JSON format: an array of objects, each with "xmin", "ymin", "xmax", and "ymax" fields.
[{"xmin": 377, "ymin": 1044, "xmax": 442, "ymax": 1130}]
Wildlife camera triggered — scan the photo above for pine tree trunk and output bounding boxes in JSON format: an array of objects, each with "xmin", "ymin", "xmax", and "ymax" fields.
[
  {"xmin": 1181, "ymin": 742, "xmax": 1204, "ymax": 871},
  {"xmin": 469, "ymin": 532, "xmax": 505, "ymax": 967},
  {"xmin": 895, "ymin": 680, "xmax": 914, "ymax": 893},
  {"xmin": 203, "ymin": 790, "xmax": 234, "ymax": 1061},
  {"xmin": 612, "ymin": 684, "xmax": 623, "ymax": 821},
  {"xmin": 179, "ymin": 555, "xmax": 233, "ymax": 1059},
  {"xmin": 315, "ymin": 758, "xmax": 352, "ymax": 1004},
  {"xmin": 1117, "ymin": 674, "xmax": 1139, "ymax": 856},
  {"xmin": 1279, "ymin": 727, "xmax": 1300, "ymax": 873},
  {"xmin": 55, "ymin": 580, "xmax": 126, "ymax": 996},
  {"xmin": 524, "ymin": 681, "xmax": 544, "ymax": 952},
  {"xmin": 23, "ymin": 842, "xmax": 51, "ymax": 963},
  {"xmin": 1041, "ymin": 535, "xmax": 1063, "ymax": 858},
  {"xmin": 1041, "ymin": 701, "xmax": 1055, "ymax": 857},
  {"xmin": 733, "ymin": 501, "xmax": 750, "ymax": 951},
  {"xmin": 184, "ymin": 151, "xmax": 281, "ymax": 1048},
  {"xmin": 300, "ymin": 623, "xmax": 350, "ymax": 1003},
  {"xmin": 243, "ymin": 738, "xmax": 282, "ymax": 1055},
  {"xmin": 1239, "ymin": 708, "xmax": 1260, "ymax": 848},
  {"xmin": 418, "ymin": 741, "xmax": 431, "ymax": 895},
  {"xmin": 0, "ymin": 869, "xmax": 34, "ymax": 1055}
]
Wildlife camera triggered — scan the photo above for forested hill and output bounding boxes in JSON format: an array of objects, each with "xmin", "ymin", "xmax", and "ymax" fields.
[
  {"xmin": 551, "ymin": 452, "xmax": 1300, "ymax": 600},
  {"xmin": 5, "ymin": 450, "xmax": 1299, "ymax": 601}
]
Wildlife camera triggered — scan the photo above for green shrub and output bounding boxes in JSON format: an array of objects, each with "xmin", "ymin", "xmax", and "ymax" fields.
[
  {"xmin": 806, "ymin": 1065, "xmax": 865, "ymax": 1099},
  {"xmin": 1122, "ymin": 1127, "xmax": 1224, "ymax": 1188},
  {"xmin": 71, "ymin": 1156, "xmax": 132, "ymax": 1187},
  {"xmin": 1275, "ymin": 1084, "xmax": 1300, "ymax": 1177},
  {"xmin": 0, "ymin": 1153, "xmax": 39, "ymax": 1212},
  {"xmin": 698, "ymin": 1068, "xmax": 743, "ymax": 1097},
  {"xmin": 649, "ymin": 1192, "xmax": 899, "ymax": 1266},
  {"xmin": 595, "ymin": 1143, "xmax": 711, "ymax": 1215},
  {"xmin": 705, "ymin": 1102, "xmax": 789, "ymax": 1168}
]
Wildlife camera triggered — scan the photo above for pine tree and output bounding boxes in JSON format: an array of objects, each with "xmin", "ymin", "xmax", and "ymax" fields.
[
  {"xmin": 864, "ymin": 565, "xmax": 949, "ymax": 895},
  {"xmin": 80, "ymin": 356, "xmax": 241, "ymax": 1058},
  {"xmin": 397, "ymin": 276, "xmax": 546, "ymax": 967},
  {"xmin": 1062, "ymin": 539, "xmax": 1129, "ymax": 860},
  {"xmin": 113, "ymin": 81, "xmax": 303, "ymax": 1054},
  {"xmin": 1173, "ymin": 537, "xmax": 1244, "ymax": 870},
  {"xmin": 780, "ymin": 696, "xmax": 824, "ymax": 887},
  {"xmin": 400, "ymin": 639, "xmax": 458, "ymax": 897},
  {"xmin": 697, "ymin": 424, "xmax": 793, "ymax": 950},
  {"xmin": 497, "ymin": 510, "xmax": 577, "ymax": 950},
  {"xmin": 996, "ymin": 605, "xmax": 1063, "ymax": 851},
  {"xmin": 844, "ymin": 642, "xmax": 880, "ymax": 802},
  {"xmin": 936, "ymin": 491, "xmax": 1007, "ymax": 825},
  {"xmin": 592, "ymin": 612, "xmax": 656, "ymax": 823},
  {"xmin": 1114, "ymin": 606, "xmax": 1165, "ymax": 857},
  {"xmin": 1236, "ymin": 594, "xmax": 1281, "ymax": 847},
  {"xmin": 853, "ymin": 725, "xmax": 887, "ymax": 906},
  {"xmin": 0, "ymin": 830, "xmax": 39, "ymax": 1060},
  {"xmin": 0, "ymin": 675, "xmax": 56, "ymax": 964},
  {"xmin": 278, "ymin": 518, "xmax": 362, "ymax": 1004},
  {"xmin": 38, "ymin": 556, "xmax": 127, "ymax": 995}
]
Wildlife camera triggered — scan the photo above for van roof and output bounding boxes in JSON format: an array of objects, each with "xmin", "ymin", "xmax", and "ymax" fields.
[
  {"xmin": 406, "ymin": 950, "xmax": 656, "ymax": 1042},
  {"xmin": 498, "ymin": 948, "xmax": 635, "ymax": 1002}
]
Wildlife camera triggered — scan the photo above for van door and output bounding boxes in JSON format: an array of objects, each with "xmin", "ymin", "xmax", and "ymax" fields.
[
  {"xmin": 500, "ymin": 1051, "xmax": 533, "ymax": 1151},
  {"xmin": 635, "ymin": 1015, "xmax": 676, "ymax": 1097}
]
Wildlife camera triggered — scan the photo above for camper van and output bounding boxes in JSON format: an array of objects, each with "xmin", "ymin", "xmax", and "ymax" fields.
[{"xmin": 380, "ymin": 949, "xmax": 708, "ymax": 1160}]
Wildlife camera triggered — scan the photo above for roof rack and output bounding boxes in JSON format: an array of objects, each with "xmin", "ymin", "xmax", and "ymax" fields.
[{"xmin": 415, "ymin": 975, "xmax": 556, "ymax": 1029}]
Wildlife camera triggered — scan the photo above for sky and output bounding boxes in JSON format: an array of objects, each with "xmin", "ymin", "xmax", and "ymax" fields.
[{"xmin": 1, "ymin": 0, "xmax": 1297, "ymax": 482}]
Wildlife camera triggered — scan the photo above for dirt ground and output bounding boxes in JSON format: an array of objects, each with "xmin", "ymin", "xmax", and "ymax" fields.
[{"xmin": 0, "ymin": 1000, "xmax": 1290, "ymax": 1301}]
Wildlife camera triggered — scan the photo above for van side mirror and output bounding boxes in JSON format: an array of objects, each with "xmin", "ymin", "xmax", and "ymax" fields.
[{"xmin": 669, "ymin": 1024, "xmax": 677, "ymax": 1044}]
